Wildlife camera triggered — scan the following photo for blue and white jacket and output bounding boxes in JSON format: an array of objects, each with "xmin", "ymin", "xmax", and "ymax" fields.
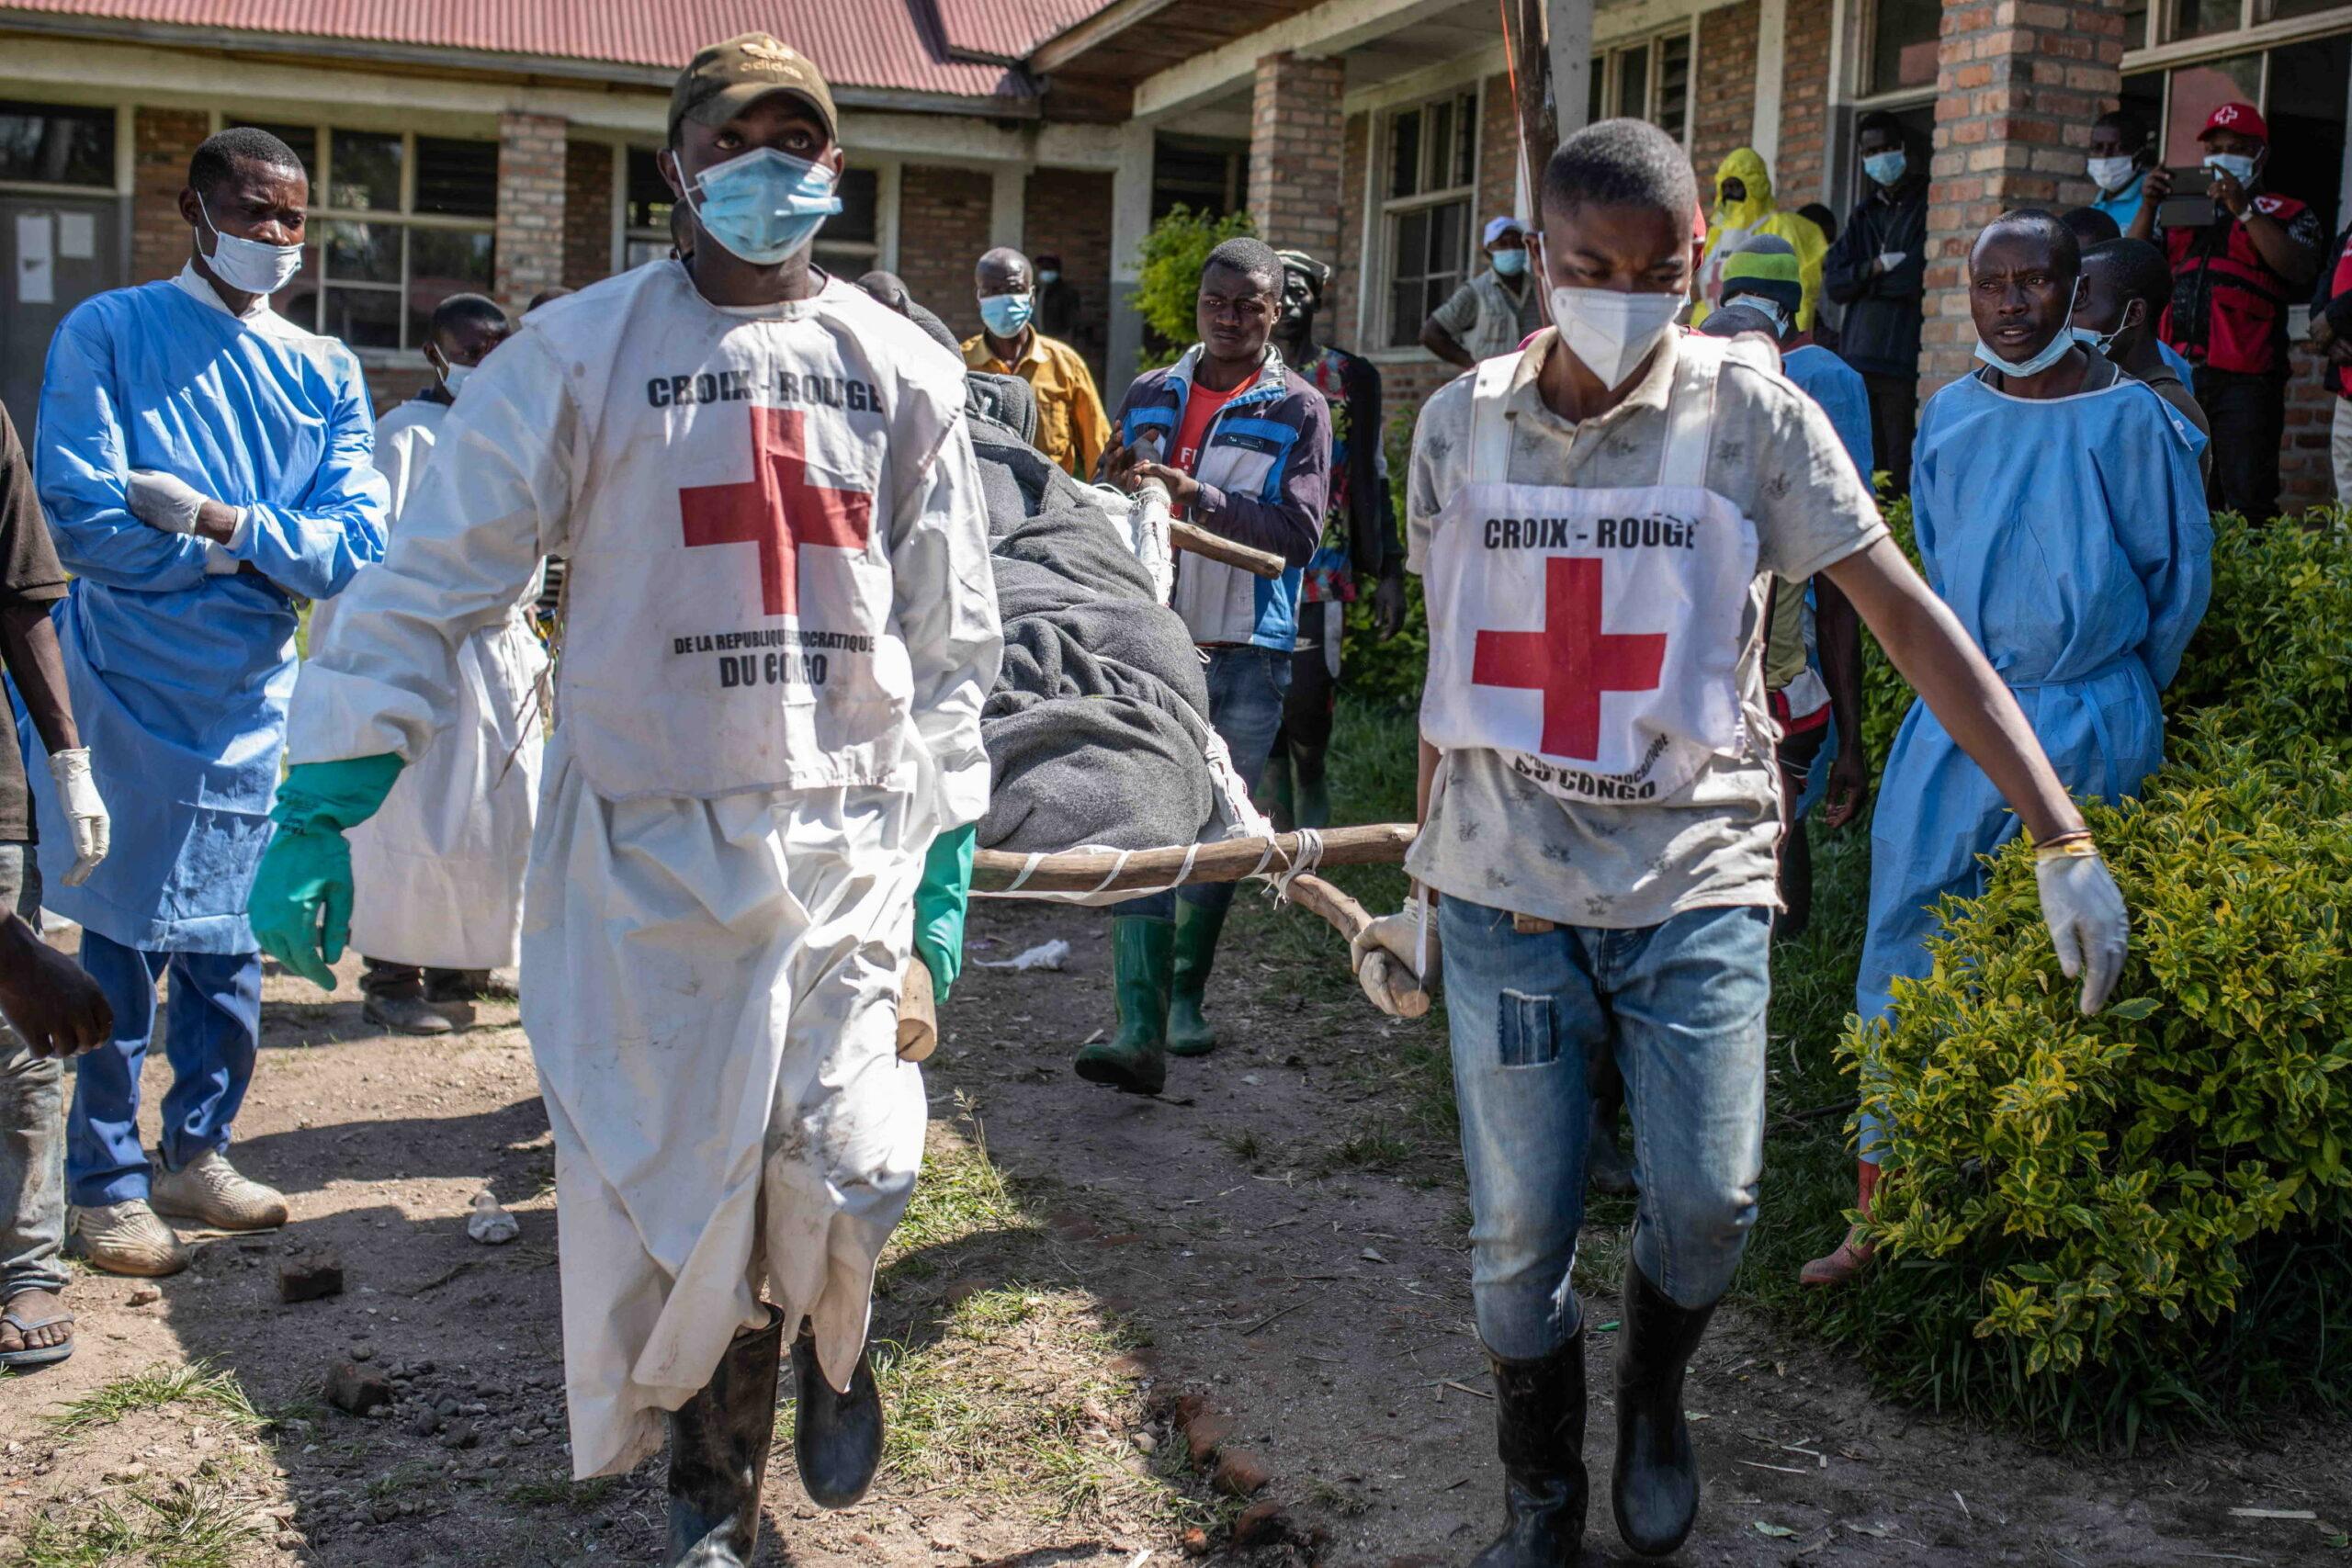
[{"xmin": 1109, "ymin": 344, "xmax": 1329, "ymax": 650}]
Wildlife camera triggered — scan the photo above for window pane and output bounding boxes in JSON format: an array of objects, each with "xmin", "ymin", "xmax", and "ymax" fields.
[
  {"xmin": 1656, "ymin": 34, "xmax": 1692, "ymax": 140},
  {"xmin": 277, "ymin": 243, "xmax": 322, "ymax": 331},
  {"xmin": 1388, "ymin": 206, "xmax": 1430, "ymax": 346},
  {"xmin": 1870, "ymin": 0, "xmax": 1942, "ymax": 93},
  {"xmin": 322, "ymin": 284, "xmax": 400, "ymax": 349},
  {"xmin": 329, "ymin": 130, "xmax": 401, "ymax": 212},
  {"xmin": 319, "ymin": 219, "xmax": 399, "ymax": 284},
  {"xmin": 2264, "ymin": 31, "xmax": 2349, "ymax": 242},
  {"xmin": 1430, "ymin": 199, "xmax": 1467, "ymax": 289},
  {"xmin": 2120, "ymin": 0, "xmax": 2150, "ymax": 48},
  {"xmin": 2272, "ymin": 0, "xmax": 2346, "ymax": 17},
  {"xmin": 627, "ymin": 146, "xmax": 676, "ymax": 233},
  {"xmin": 831, "ymin": 167, "xmax": 878, "ymax": 247},
  {"xmin": 1589, "ymin": 56, "xmax": 1607, "ymax": 122},
  {"xmin": 414, "ymin": 137, "xmax": 498, "ymax": 218},
  {"xmin": 231, "ymin": 122, "xmax": 317, "ymax": 186},
  {"xmin": 1617, "ymin": 46, "xmax": 1650, "ymax": 121},
  {"xmin": 1390, "ymin": 107, "xmax": 1422, "ymax": 199},
  {"xmin": 1456, "ymin": 93, "xmax": 1478, "ymax": 186},
  {"xmin": 2169, "ymin": 0, "xmax": 2240, "ymax": 39},
  {"xmin": 2162, "ymin": 53, "xmax": 2262, "ymax": 161},
  {"xmin": 0, "ymin": 100, "xmax": 113, "ymax": 186},
  {"xmin": 407, "ymin": 229, "xmax": 496, "ymax": 344},
  {"xmin": 1426, "ymin": 98, "xmax": 1455, "ymax": 193}
]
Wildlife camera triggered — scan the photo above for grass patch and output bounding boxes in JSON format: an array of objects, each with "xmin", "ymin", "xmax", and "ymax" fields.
[
  {"xmin": 1315, "ymin": 1128, "xmax": 1413, "ymax": 1176},
  {"xmin": 506, "ymin": 1474, "xmax": 619, "ymax": 1509},
  {"xmin": 22, "ymin": 1483, "xmax": 265, "ymax": 1568},
  {"xmin": 48, "ymin": 1361, "xmax": 263, "ymax": 1439}
]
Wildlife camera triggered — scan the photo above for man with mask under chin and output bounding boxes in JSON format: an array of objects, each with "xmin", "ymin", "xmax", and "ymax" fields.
[
  {"xmin": 249, "ymin": 34, "xmax": 1001, "ymax": 1568},
  {"xmin": 28, "ymin": 125, "xmax": 387, "ymax": 1280}
]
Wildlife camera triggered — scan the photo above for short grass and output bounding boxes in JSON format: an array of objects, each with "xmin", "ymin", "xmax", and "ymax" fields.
[
  {"xmin": 47, "ymin": 1361, "xmax": 264, "ymax": 1439},
  {"xmin": 22, "ymin": 1483, "xmax": 264, "ymax": 1568}
]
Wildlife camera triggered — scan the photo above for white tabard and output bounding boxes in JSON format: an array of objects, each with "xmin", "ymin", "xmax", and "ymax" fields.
[{"xmin": 286, "ymin": 262, "xmax": 1002, "ymax": 1477}]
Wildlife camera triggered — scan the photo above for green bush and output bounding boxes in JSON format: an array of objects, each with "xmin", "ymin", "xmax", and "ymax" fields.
[
  {"xmin": 1128, "ymin": 206, "xmax": 1256, "ymax": 369},
  {"xmin": 2168, "ymin": 507, "xmax": 2352, "ymax": 738}
]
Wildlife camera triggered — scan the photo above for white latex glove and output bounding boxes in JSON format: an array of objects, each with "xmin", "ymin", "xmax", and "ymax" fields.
[
  {"xmin": 124, "ymin": 468, "xmax": 210, "ymax": 534},
  {"xmin": 1351, "ymin": 902, "xmax": 1439, "ymax": 1019},
  {"xmin": 2035, "ymin": 851, "xmax": 2127, "ymax": 1015},
  {"xmin": 1876, "ymin": 250, "xmax": 1908, "ymax": 274},
  {"xmin": 47, "ymin": 748, "xmax": 109, "ymax": 886}
]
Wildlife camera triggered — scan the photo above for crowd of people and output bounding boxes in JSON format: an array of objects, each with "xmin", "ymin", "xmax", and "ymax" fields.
[{"xmin": 0, "ymin": 24, "xmax": 2282, "ymax": 1566}]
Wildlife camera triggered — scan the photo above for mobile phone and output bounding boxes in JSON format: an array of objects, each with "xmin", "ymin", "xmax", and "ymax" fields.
[{"xmin": 2158, "ymin": 170, "xmax": 2220, "ymax": 229}]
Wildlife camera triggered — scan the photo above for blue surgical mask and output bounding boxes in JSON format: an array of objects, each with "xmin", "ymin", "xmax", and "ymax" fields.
[
  {"xmin": 978, "ymin": 292, "xmax": 1035, "ymax": 338},
  {"xmin": 680, "ymin": 147, "xmax": 841, "ymax": 265},
  {"xmin": 1490, "ymin": 247, "xmax": 1528, "ymax": 277},
  {"xmin": 1036, "ymin": 269, "xmax": 1060, "ymax": 285},
  {"xmin": 1863, "ymin": 151, "xmax": 1907, "ymax": 187},
  {"xmin": 2202, "ymin": 152, "xmax": 2257, "ymax": 185}
]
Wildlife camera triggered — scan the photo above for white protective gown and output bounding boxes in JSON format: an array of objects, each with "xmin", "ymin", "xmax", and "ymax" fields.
[
  {"xmin": 307, "ymin": 395, "xmax": 548, "ymax": 970},
  {"xmin": 286, "ymin": 263, "xmax": 1002, "ymax": 1477}
]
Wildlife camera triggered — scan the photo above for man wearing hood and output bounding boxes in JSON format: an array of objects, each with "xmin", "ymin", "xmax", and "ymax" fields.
[{"xmin": 1693, "ymin": 149, "xmax": 1826, "ymax": 331}]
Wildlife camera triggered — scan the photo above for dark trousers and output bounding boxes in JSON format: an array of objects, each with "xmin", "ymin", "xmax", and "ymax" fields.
[
  {"xmin": 2193, "ymin": 367, "xmax": 2286, "ymax": 523},
  {"xmin": 1275, "ymin": 601, "xmax": 1340, "ymax": 784},
  {"xmin": 1860, "ymin": 371, "xmax": 1917, "ymax": 498}
]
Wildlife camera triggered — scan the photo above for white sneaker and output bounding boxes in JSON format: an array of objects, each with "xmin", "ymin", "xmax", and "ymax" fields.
[
  {"xmin": 149, "ymin": 1149, "xmax": 288, "ymax": 1231},
  {"xmin": 70, "ymin": 1200, "xmax": 190, "ymax": 1277}
]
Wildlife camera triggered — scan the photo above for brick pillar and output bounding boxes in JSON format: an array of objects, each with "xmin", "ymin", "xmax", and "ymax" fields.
[
  {"xmin": 493, "ymin": 112, "xmax": 567, "ymax": 314},
  {"xmin": 1691, "ymin": 1, "xmax": 1760, "ymax": 194},
  {"xmin": 1776, "ymin": 0, "xmax": 1836, "ymax": 204},
  {"xmin": 562, "ymin": 141, "xmax": 615, "ymax": 288},
  {"xmin": 131, "ymin": 107, "xmax": 209, "ymax": 284},
  {"xmin": 1247, "ymin": 51, "xmax": 1344, "ymax": 256},
  {"xmin": 1917, "ymin": 0, "xmax": 2124, "ymax": 395}
]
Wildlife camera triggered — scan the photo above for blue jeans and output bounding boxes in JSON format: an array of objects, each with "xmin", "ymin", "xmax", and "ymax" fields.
[
  {"xmin": 1442, "ymin": 897, "xmax": 1771, "ymax": 1358},
  {"xmin": 65, "ymin": 931, "xmax": 262, "ymax": 1206},
  {"xmin": 1122, "ymin": 645, "xmax": 1292, "ymax": 920},
  {"xmin": 0, "ymin": 844, "xmax": 65, "ymax": 1296}
]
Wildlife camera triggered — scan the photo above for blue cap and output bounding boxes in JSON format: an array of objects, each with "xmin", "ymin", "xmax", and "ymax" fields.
[{"xmin": 1483, "ymin": 216, "xmax": 1525, "ymax": 246}]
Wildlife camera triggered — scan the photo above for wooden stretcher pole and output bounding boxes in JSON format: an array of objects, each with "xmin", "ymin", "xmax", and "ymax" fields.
[
  {"xmin": 1282, "ymin": 874, "xmax": 1432, "ymax": 1020},
  {"xmin": 896, "ymin": 955, "xmax": 938, "ymax": 1062},
  {"xmin": 972, "ymin": 822, "xmax": 1416, "ymax": 894},
  {"xmin": 1168, "ymin": 520, "xmax": 1284, "ymax": 579}
]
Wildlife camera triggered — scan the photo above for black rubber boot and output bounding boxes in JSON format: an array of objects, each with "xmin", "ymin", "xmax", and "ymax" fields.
[
  {"xmin": 1471, "ymin": 1330, "xmax": 1589, "ymax": 1566},
  {"xmin": 666, "ymin": 1306, "xmax": 783, "ymax": 1566},
  {"xmin": 792, "ymin": 1330, "xmax": 884, "ymax": 1509},
  {"xmin": 1611, "ymin": 1266, "xmax": 1718, "ymax": 1558}
]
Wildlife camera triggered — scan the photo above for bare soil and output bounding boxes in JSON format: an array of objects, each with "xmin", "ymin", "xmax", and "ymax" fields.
[{"xmin": 3, "ymin": 898, "xmax": 2346, "ymax": 1568}]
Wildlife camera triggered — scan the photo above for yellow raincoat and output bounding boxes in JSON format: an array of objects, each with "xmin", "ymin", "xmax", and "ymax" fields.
[{"xmin": 1694, "ymin": 148, "xmax": 1827, "ymax": 329}]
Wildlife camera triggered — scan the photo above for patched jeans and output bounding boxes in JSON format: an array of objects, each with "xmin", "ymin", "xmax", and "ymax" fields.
[
  {"xmin": 0, "ymin": 843, "xmax": 66, "ymax": 1298},
  {"xmin": 1120, "ymin": 644, "xmax": 1292, "ymax": 921},
  {"xmin": 1441, "ymin": 897, "xmax": 1771, "ymax": 1359}
]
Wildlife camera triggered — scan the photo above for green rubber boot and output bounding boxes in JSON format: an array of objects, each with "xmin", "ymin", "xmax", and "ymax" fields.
[
  {"xmin": 1165, "ymin": 900, "xmax": 1229, "ymax": 1058},
  {"xmin": 1074, "ymin": 916, "xmax": 1171, "ymax": 1095}
]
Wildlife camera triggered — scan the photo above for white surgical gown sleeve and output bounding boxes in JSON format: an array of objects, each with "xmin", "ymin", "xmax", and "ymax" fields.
[
  {"xmin": 35, "ymin": 301, "xmax": 215, "ymax": 592},
  {"xmin": 288, "ymin": 333, "xmax": 571, "ymax": 769},
  {"xmin": 227, "ymin": 346, "xmax": 390, "ymax": 599},
  {"xmin": 888, "ymin": 414, "xmax": 1001, "ymax": 834},
  {"xmin": 2112, "ymin": 395, "xmax": 2212, "ymax": 692}
]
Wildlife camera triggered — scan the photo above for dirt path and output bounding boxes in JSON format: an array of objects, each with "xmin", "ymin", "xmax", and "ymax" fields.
[{"xmin": 4, "ymin": 897, "xmax": 2346, "ymax": 1568}]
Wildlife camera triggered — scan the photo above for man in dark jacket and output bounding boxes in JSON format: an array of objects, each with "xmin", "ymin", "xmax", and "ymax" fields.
[{"xmin": 1824, "ymin": 111, "xmax": 1928, "ymax": 494}]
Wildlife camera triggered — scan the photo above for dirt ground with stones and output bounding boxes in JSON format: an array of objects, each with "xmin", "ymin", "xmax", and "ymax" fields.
[{"xmin": 4, "ymin": 898, "xmax": 2347, "ymax": 1568}]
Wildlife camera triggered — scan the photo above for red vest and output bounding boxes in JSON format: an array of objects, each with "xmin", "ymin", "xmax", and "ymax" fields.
[
  {"xmin": 2162, "ymin": 192, "xmax": 2309, "ymax": 377},
  {"xmin": 2326, "ymin": 227, "xmax": 2352, "ymax": 399}
]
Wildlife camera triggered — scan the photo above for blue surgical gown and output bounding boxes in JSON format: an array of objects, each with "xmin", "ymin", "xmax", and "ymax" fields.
[
  {"xmin": 1784, "ymin": 344, "xmax": 1874, "ymax": 481},
  {"xmin": 25, "ymin": 271, "xmax": 387, "ymax": 953},
  {"xmin": 1856, "ymin": 367, "xmax": 2210, "ymax": 1029}
]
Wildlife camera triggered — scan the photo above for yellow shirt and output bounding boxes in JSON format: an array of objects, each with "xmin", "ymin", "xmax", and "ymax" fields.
[{"xmin": 960, "ymin": 330, "xmax": 1112, "ymax": 479}]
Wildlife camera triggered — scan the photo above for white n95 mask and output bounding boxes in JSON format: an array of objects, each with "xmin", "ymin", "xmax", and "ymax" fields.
[
  {"xmin": 198, "ymin": 197, "xmax": 303, "ymax": 296},
  {"xmin": 1550, "ymin": 287, "xmax": 1682, "ymax": 389}
]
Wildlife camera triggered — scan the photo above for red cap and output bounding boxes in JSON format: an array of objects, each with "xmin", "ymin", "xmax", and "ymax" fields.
[{"xmin": 2199, "ymin": 101, "xmax": 2267, "ymax": 142}]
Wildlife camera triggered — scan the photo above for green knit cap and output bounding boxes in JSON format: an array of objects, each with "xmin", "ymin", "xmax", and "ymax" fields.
[{"xmin": 1719, "ymin": 234, "xmax": 1803, "ymax": 321}]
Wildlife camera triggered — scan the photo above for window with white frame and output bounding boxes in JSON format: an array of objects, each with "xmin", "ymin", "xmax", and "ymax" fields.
[
  {"xmin": 0, "ymin": 100, "xmax": 114, "ymax": 187},
  {"xmin": 231, "ymin": 122, "xmax": 497, "ymax": 353},
  {"xmin": 623, "ymin": 147, "xmax": 883, "ymax": 274},
  {"xmin": 1589, "ymin": 25, "xmax": 1696, "ymax": 142},
  {"xmin": 1380, "ymin": 89, "xmax": 1479, "ymax": 349}
]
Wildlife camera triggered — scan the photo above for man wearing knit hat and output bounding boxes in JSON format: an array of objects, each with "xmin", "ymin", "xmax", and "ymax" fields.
[{"xmin": 250, "ymin": 34, "xmax": 1001, "ymax": 1565}]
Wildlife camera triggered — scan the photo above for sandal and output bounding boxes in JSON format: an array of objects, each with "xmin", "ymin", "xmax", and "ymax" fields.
[{"xmin": 0, "ymin": 1294, "xmax": 74, "ymax": 1370}]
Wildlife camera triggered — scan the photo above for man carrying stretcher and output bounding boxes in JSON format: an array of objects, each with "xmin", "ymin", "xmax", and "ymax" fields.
[{"xmin": 246, "ymin": 35, "xmax": 1001, "ymax": 1567}]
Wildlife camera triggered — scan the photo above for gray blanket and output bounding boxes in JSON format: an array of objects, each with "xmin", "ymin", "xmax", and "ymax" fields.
[{"xmin": 970, "ymin": 423, "xmax": 1216, "ymax": 855}]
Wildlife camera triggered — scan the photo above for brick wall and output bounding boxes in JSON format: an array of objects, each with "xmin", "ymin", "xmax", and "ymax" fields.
[
  {"xmin": 1693, "ymin": 1, "xmax": 1760, "ymax": 196},
  {"xmin": 562, "ymin": 141, "xmax": 614, "ymax": 289},
  {"xmin": 1247, "ymin": 51, "xmax": 1346, "ymax": 255},
  {"xmin": 898, "ymin": 164, "xmax": 994, "ymax": 343},
  {"xmin": 1917, "ymin": 0, "xmax": 2121, "ymax": 393},
  {"xmin": 1329, "ymin": 111, "xmax": 1371, "ymax": 352},
  {"xmin": 492, "ymin": 111, "xmax": 567, "ymax": 314},
  {"xmin": 1778, "ymin": 0, "xmax": 1836, "ymax": 206},
  {"xmin": 1477, "ymin": 70, "xmax": 1521, "ymax": 231},
  {"xmin": 1023, "ymin": 166, "xmax": 1115, "ymax": 388},
  {"xmin": 2283, "ymin": 351, "xmax": 2341, "ymax": 513},
  {"xmin": 131, "ymin": 107, "xmax": 208, "ymax": 284}
]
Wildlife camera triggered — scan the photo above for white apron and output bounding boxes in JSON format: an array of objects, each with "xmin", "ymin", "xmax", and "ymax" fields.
[{"xmin": 1419, "ymin": 339, "xmax": 1759, "ymax": 803}]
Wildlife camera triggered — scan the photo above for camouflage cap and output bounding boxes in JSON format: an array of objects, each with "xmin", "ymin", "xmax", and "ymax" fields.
[{"xmin": 669, "ymin": 33, "xmax": 837, "ymax": 142}]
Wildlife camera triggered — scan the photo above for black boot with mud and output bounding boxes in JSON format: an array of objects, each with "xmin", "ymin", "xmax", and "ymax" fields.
[
  {"xmin": 1611, "ymin": 1266, "xmax": 1717, "ymax": 1558},
  {"xmin": 793, "ymin": 1331, "xmax": 884, "ymax": 1508},
  {"xmin": 666, "ymin": 1305, "xmax": 783, "ymax": 1567},
  {"xmin": 1473, "ymin": 1329, "xmax": 1588, "ymax": 1566}
]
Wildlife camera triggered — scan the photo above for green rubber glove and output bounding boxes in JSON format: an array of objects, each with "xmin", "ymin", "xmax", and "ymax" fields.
[
  {"xmin": 249, "ymin": 754, "xmax": 405, "ymax": 992},
  {"xmin": 911, "ymin": 823, "xmax": 977, "ymax": 1002}
]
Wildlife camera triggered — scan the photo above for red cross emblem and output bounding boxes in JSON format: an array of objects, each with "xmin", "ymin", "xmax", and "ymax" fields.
[
  {"xmin": 678, "ymin": 405, "xmax": 872, "ymax": 615},
  {"xmin": 1471, "ymin": 556, "xmax": 1668, "ymax": 761}
]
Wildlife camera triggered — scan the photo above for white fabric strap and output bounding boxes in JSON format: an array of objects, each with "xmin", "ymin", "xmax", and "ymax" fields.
[
  {"xmin": 1467, "ymin": 353, "xmax": 1521, "ymax": 485},
  {"xmin": 1657, "ymin": 336, "xmax": 1723, "ymax": 490}
]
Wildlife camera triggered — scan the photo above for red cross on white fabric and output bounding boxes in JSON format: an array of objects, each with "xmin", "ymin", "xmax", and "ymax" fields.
[
  {"xmin": 679, "ymin": 405, "xmax": 872, "ymax": 615},
  {"xmin": 1471, "ymin": 556, "xmax": 1668, "ymax": 761}
]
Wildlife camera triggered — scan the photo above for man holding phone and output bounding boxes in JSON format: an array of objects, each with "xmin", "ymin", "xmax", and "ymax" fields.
[{"xmin": 2132, "ymin": 102, "xmax": 2321, "ymax": 522}]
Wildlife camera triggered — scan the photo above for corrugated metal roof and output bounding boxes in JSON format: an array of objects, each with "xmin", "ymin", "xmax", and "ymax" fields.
[{"xmin": 3, "ymin": 0, "xmax": 1069, "ymax": 102}]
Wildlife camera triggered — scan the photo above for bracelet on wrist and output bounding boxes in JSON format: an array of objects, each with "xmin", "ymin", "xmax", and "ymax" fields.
[{"xmin": 2034, "ymin": 832, "xmax": 2099, "ymax": 863}]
